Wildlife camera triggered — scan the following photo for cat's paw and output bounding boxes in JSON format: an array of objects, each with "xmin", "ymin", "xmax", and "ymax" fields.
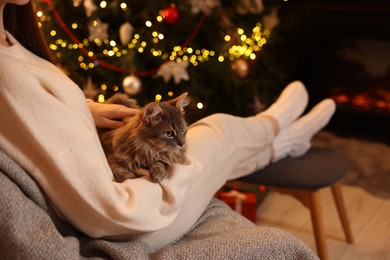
[
  {"xmin": 150, "ymin": 162, "xmax": 167, "ymax": 183},
  {"xmin": 113, "ymin": 168, "xmax": 136, "ymax": 182}
]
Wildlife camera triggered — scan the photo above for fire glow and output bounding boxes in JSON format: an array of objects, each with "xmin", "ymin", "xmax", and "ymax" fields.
[{"xmin": 332, "ymin": 90, "xmax": 390, "ymax": 112}]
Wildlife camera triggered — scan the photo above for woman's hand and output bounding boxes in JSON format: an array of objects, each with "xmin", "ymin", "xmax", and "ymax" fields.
[{"xmin": 87, "ymin": 100, "xmax": 138, "ymax": 129}]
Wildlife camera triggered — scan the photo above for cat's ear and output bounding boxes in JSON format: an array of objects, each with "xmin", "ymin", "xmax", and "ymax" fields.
[
  {"xmin": 144, "ymin": 102, "xmax": 162, "ymax": 123},
  {"xmin": 169, "ymin": 92, "xmax": 190, "ymax": 112}
]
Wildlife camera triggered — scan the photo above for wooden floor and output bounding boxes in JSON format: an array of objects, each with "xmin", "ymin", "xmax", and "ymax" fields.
[{"xmin": 255, "ymin": 185, "xmax": 390, "ymax": 260}]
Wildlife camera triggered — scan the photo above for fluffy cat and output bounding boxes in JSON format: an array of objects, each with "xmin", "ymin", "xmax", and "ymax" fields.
[{"xmin": 99, "ymin": 92, "xmax": 190, "ymax": 183}]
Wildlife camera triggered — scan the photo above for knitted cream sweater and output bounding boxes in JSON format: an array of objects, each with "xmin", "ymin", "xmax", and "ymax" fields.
[
  {"xmin": 0, "ymin": 33, "xmax": 204, "ymax": 244},
  {"xmin": 0, "ymin": 32, "xmax": 275, "ymax": 251}
]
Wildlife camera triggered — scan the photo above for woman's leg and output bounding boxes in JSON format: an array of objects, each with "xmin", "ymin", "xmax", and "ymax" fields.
[
  {"xmin": 272, "ymin": 98, "xmax": 336, "ymax": 162},
  {"xmin": 139, "ymin": 82, "xmax": 334, "ymax": 251},
  {"xmin": 184, "ymin": 80, "xmax": 311, "ymax": 181},
  {"xmin": 260, "ymin": 80, "xmax": 309, "ymax": 134},
  {"xmin": 187, "ymin": 113, "xmax": 276, "ymax": 180},
  {"xmin": 139, "ymin": 113, "xmax": 277, "ymax": 251},
  {"xmin": 139, "ymin": 82, "xmax": 306, "ymax": 250}
]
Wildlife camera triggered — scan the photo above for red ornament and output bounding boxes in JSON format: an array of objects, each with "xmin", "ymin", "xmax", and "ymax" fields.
[{"xmin": 162, "ymin": 6, "xmax": 180, "ymax": 25}]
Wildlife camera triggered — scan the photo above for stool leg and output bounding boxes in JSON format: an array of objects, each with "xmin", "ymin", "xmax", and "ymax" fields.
[
  {"xmin": 309, "ymin": 190, "xmax": 328, "ymax": 260},
  {"xmin": 331, "ymin": 183, "xmax": 354, "ymax": 243}
]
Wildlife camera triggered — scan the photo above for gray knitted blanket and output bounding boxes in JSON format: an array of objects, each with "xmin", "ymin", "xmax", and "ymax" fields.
[{"xmin": 0, "ymin": 150, "xmax": 318, "ymax": 259}]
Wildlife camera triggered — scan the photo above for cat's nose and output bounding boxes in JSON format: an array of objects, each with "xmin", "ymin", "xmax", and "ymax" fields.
[{"xmin": 177, "ymin": 139, "xmax": 185, "ymax": 147}]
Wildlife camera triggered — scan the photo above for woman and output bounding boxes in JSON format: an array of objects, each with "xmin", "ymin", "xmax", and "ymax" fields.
[{"xmin": 0, "ymin": 0, "xmax": 334, "ymax": 256}]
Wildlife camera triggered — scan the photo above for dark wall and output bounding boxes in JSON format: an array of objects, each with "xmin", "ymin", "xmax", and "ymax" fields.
[{"xmin": 273, "ymin": 0, "xmax": 390, "ymax": 142}]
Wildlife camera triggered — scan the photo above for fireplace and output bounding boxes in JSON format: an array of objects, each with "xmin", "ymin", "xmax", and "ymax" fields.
[{"xmin": 274, "ymin": 0, "xmax": 390, "ymax": 143}]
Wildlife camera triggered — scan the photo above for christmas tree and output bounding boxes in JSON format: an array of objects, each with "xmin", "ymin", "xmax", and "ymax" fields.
[{"xmin": 37, "ymin": 0, "xmax": 286, "ymax": 122}]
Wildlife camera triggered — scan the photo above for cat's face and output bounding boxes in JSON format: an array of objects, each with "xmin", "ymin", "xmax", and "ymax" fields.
[
  {"xmin": 141, "ymin": 105, "xmax": 187, "ymax": 151},
  {"xmin": 138, "ymin": 93, "xmax": 189, "ymax": 152}
]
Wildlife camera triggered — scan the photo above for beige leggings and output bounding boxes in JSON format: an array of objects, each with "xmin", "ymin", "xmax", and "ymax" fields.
[{"xmin": 138, "ymin": 113, "xmax": 275, "ymax": 251}]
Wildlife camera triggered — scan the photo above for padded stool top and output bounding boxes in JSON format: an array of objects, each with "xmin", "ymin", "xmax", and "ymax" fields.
[{"xmin": 238, "ymin": 147, "xmax": 351, "ymax": 190}]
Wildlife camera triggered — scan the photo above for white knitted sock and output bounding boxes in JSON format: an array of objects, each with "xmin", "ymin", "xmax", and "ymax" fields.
[
  {"xmin": 259, "ymin": 81, "xmax": 308, "ymax": 130},
  {"xmin": 272, "ymin": 99, "xmax": 336, "ymax": 162}
]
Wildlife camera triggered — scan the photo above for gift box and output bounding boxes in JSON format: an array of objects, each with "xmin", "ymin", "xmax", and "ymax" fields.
[{"xmin": 216, "ymin": 190, "xmax": 258, "ymax": 222}]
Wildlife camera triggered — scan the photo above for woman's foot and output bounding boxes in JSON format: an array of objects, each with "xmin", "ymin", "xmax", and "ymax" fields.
[
  {"xmin": 272, "ymin": 98, "xmax": 336, "ymax": 162},
  {"xmin": 259, "ymin": 81, "xmax": 308, "ymax": 132}
]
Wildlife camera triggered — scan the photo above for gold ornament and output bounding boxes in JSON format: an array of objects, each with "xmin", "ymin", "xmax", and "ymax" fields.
[
  {"xmin": 231, "ymin": 58, "xmax": 250, "ymax": 79},
  {"xmin": 122, "ymin": 75, "xmax": 141, "ymax": 95},
  {"xmin": 156, "ymin": 60, "xmax": 190, "ymax": 84},
  {"xmin": 84, "ymin": 0, "xmax": 97, "ymax": 17},
  {"xmin": 88, "ymin": 19, "xmax": 108, "ymax": 42},
  {"xmin": 119, "ymin": 22, "xmax": 134, "ymax": 45}
]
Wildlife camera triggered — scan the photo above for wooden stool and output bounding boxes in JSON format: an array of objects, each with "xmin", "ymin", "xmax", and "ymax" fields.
[{"xmin": 238, "ymin": 147, "xmax": 354, "ymax": 260}]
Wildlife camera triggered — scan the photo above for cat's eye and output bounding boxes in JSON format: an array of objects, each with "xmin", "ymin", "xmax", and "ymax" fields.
[{"xmin": 165, "ymin": 131, "xmax": 174, "ymax": 138}]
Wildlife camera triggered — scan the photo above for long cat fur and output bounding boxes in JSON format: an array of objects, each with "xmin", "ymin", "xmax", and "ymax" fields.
[{"xmin": 99, "ymin": 93, "xmax": 190, "ymax": 183}]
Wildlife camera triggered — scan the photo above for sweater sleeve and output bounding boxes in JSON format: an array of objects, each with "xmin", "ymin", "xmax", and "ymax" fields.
[{"xmin": 0, "ymin": 52, "xmax": 203, "ymax": 238}]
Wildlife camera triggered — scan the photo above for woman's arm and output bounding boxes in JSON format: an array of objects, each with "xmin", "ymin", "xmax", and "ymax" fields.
[{"xmin": 0, "ymin": 61, "xmax": 202, "ymax": 239}]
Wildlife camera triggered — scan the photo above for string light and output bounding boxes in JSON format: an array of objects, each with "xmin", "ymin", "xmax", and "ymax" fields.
[
  {"xmin": 98, "ymin": 94, "xmax": 105, "ymax": 103},
  {"xmin": 38, "ymin": 4, "xmax": 268, "ymax": 71},
  {"xmin": 100, "ymin": 1, "xmax": 107, "ymax": 8},
  {"xmin": 38, "ymin": 1, "xmax": 270, "ymax": 104},
  {"xmin": 120, "ymin": 3, "xmax": 127, "ymax": 11}
]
